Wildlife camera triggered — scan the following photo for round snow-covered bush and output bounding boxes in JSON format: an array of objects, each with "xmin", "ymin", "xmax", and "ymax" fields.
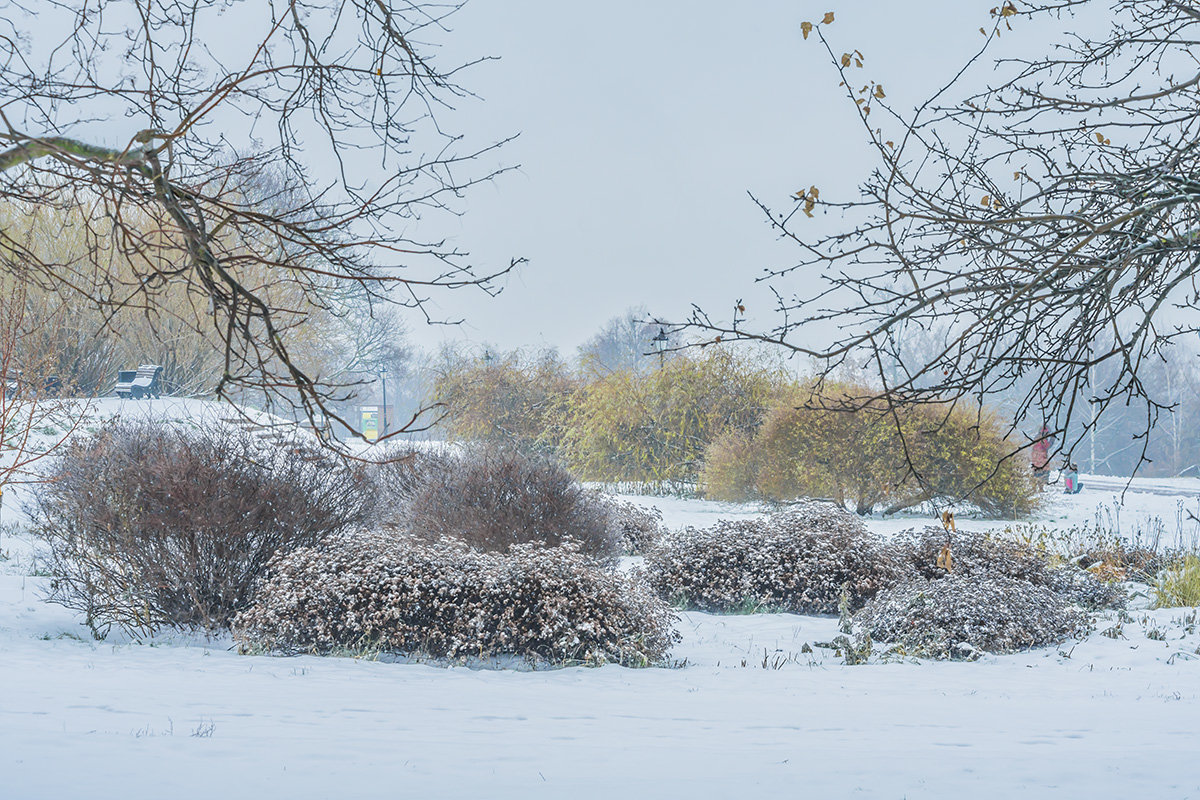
[
  {"xmin": 233, "ymin": 532, "xmax": 679, "ymax": 667},
  {"xmin": 895, "ymin": 527, "xmax": 1124, "ymax": 609},
  {"xmin": 590, "ymin": 493, "xmax": 667, "ymax": 555},
  {"xmin": 856, "ymin": 574, "xmax": 1092, "ymax": 659},
  {"xmin": 643, "ymin": 500, "xmax": 913, "ymax": 613}
]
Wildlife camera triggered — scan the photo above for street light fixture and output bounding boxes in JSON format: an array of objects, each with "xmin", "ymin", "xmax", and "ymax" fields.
[{"xmin": 651, "ymin": 327, "xmax": 670, "ymax": 370}]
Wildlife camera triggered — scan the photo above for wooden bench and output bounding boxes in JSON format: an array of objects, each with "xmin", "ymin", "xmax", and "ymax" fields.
[{"xmin": 114, "ymin": 364, "xmax": 164, "ymax": 399}]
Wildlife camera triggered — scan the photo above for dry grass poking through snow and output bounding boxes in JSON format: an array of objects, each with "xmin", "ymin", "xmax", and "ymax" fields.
[{"xmin": 1155, "ymin": 555, "xmax": 1200, "ymax": 609}]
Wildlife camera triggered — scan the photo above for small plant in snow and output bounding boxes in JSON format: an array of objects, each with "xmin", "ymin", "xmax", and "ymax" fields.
[{"xmin": 1154, "ymin": 556, "xmax": 1200, "ymax": 609}]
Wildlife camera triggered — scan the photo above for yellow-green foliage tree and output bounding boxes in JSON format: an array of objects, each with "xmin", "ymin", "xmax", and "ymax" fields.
[
  {"xmin": 434, "ymin": 349, "xmax": 578, "ymax": 448},
  {"xmin": 561, "ymin": 349, "xmax": 784, "ymax": 487},
  {"xmin": 702, "ymin": 382, "xmax": 1037, "ymax": 517},
  {"xmin": 1, "ymin": 201, "xmax": 390, "ymax": 401}
]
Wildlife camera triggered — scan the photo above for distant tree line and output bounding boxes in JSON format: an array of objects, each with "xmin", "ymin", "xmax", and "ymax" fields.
[
  {"xmin": 428, "ymin": 311, "xmax": 1037, "ymax": 516},
  {"xmin": 0, "ymin": 203, "xmax": 409, "ymax": 411}
]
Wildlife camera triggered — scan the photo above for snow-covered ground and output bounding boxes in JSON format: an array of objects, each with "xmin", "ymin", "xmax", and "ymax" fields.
[{"xmin": 3, "ymin": 446, "xmax": 1200, "ymax": 796}]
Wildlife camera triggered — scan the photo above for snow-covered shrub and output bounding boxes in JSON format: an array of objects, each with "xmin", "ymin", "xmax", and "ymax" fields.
[
  {"xmin": 398, "ymin": 444, "xmax": 621, "ymax": 562},
  {"xmin": 895, "ymin": 527, "xmax": 1124, "ymax": 609},
  {"xmin": 590, "ymin": 492, "xmax": 666, "ymax": 555},
  {"xmin": 32, "ymin": 422, "xmax": 369, "ymax": 637},
  {"xmin": 856, "ymin": 574, "xmax": 1092, "ymax": 659},
  {"xmin": 643, "ymin": 500, "xmax": 912, "ymax": 613},
  {"xmin": 233, "ymin": 532, "xmax": 679, "ymax": 666}
]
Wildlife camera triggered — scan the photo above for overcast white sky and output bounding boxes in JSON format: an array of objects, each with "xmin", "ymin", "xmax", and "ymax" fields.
[{"xmin": 403, "ymin": 1, "xmax": 997, "ymax": 355}]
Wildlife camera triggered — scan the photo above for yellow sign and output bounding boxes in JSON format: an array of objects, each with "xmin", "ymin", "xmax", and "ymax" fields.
[{"xmin": 361, "ymin": 408, "xmax": 379, "ymax": 441}]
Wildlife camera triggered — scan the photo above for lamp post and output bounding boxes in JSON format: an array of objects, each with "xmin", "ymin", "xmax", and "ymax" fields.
[
  {"xmin": 651, "ymin": 327, "xmax": 670, "ymax": 370},
  {"xmin": 380, "ymin": 365, "xmax": 388, "ymax": 438}
]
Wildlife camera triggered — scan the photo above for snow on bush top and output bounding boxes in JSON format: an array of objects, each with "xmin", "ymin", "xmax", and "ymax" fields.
[{"xmin": 643, "ymin": 500, "xmax": 911, "ymax": 614}]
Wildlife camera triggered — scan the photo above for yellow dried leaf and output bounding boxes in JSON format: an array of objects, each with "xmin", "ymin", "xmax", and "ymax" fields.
[
  {"xmin": 822, "ymin": 11, "xmax": 835, "ymax": 24},
  {"xmin": 886, "ymin": 140, "xmax": 895, "ymax": 149},
  {"xmin": 980, "ymin": 195, "xmax": 991, "ymax": 207},
  {"xmin": 841, "ymin": 53, "xmax": 852, "ymax": 67},
  {"xmin": 809, "ymin": 186, "xmax": 820, "ymax": 200},
  {"xmin": 937, "ymin": 545, "xmax": 953, "ymax": 572},
  {"xmin": 801, "ymin": 21, "xmax": 813, "ymax": 39},
  {"xmin": 1013, "ymin": 171, "xmax": 1021, "ymax": 179},
  {"xmin": 874, "ymin": 84, "xmax": 886, "ymax": 99},
  {"xmin": 1000, "ymin": 1, "xmax": 1017, "ymax": 16}
]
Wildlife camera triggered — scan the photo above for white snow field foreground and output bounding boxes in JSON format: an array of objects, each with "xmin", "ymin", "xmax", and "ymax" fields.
[{"xmin": 3, "ymin": 423, "xmax": 1200, "ymax": 797}]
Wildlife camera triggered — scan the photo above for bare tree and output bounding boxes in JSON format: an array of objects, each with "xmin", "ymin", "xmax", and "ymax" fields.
[
  {"xmin": 0, "ymin": 0, "xmax": 517, "ymax": 444},
  {"xmin": 691, "ymin": 3, "xmax": 1200, "ymax": 477},
  {"xmin": 577, "ymin": 306, "xmax": 681, "ymax": 378}
]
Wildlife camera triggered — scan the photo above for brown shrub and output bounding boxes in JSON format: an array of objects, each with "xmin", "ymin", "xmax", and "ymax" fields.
[
  {"xmin": 33, "ymin": 421, "xmax": 369, "ymax": 637},
  {"xmin": 365, "ymin": 442, "xmax": 457, "ymax": 526},
  {"xmin": 398, "ymin": 444, "xmax": 621, "ymax": 562},
  {"xmin": 233, "ymin": 532, "xmax": 680, "ymax": 666}
]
